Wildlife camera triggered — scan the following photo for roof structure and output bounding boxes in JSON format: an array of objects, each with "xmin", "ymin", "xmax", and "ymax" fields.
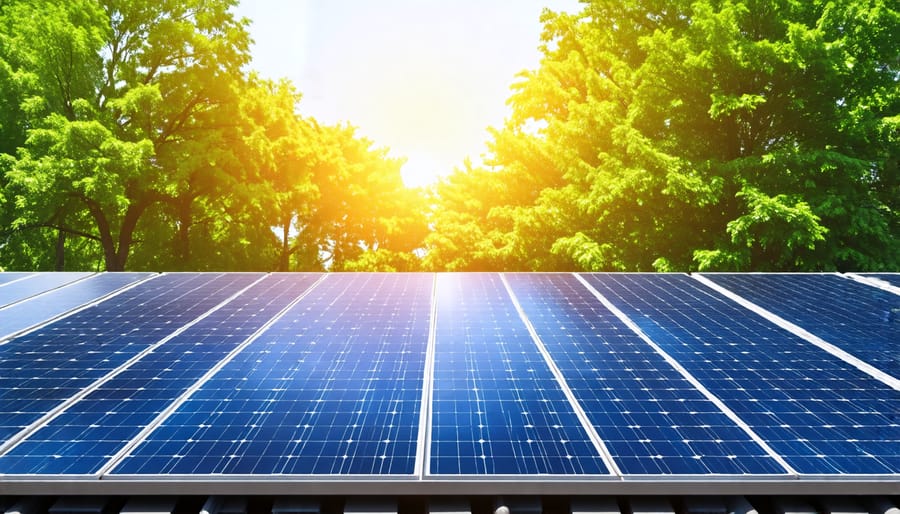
[{"xmin": 0, "ymin": 271, "xmax": 897, "ymax": 496}]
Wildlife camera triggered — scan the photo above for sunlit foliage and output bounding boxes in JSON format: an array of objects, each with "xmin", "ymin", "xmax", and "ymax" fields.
[
  {"xmin": 2, "ymin": 0, "xmax": 896, "ymax": 272},
  {"xmin": 428, "ymin": 0, "xmax": 898, "ymax": 271},
  {"xmin": 0, "ymin": 0, "xmax": 423, "ymax": 271}
]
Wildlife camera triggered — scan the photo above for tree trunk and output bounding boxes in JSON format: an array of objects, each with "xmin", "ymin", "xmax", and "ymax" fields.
[
  {"xmin": 113, "ymin": 198, "xmax": 153, "ymax": 271},
  {"xmin": 85, "ymin": 202, "xmax": 120, "ymax": 271},
  {"xmin": 54, "ymin": 229, "xmax": 66, "ymax": 271},
  {"xmin": 80, "ymin": 193, "xmax": 155, "ymax": 272}
]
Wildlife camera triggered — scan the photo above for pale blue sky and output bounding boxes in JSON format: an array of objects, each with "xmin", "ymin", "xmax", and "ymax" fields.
[{"xmin": 232, "ymin": 0, "xmax": 582, "ymax": 187}]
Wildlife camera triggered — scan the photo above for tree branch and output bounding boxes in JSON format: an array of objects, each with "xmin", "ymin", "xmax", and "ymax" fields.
[{"xmin": 0, "ymin": 222, "xmax": 101, "ymax": 242}]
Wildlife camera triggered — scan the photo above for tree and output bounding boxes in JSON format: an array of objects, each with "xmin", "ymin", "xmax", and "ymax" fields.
[
  {"xmin": 1, "ymin": 1, "xmax": 432, "ymax": 272},
  {"xmin": 431, "ymin": 0, "xmax": 898, "ymax": 271},
  {"xmin": 2, "ymin": 0, "xmax": 251, "ymax": 271},
  {"xmin": 311, "ymin": 124, "xmax": 428, "ymax": 272},
  {"xmin": 237, "ymin": 76, "xmax": 319, "ymax": 271},
  {"xmin": 0, "ymin": 0, "xmax": 108, "ymax": 269}
]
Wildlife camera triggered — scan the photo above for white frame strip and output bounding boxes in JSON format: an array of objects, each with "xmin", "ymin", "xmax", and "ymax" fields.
[
  {"xmin": 574, "ymin": 273, "xmax": 798, "ymax": 476},
  {"xmin": 96, "ymin": 273, "xmax": 330, "ymax": 476},
  {"xmin": 501, "ymin": 273, "xmax": 621, "ymax": 477},
  {"xmin": 691, "ymin": 274, "xmax": 899, "ymax": 390},
  {"xmin": 844, "ymin": 273, "xmax": 900, "ymax": 296},
  {"xmin": 0, "ymin": 273, "xmax": 270, "ymax": 457},
  {"xmin": 415, "ymin": 273, "xmax": 439, "ymax": 478}
]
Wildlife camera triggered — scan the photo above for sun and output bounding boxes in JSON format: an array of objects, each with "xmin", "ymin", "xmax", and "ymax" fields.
[{"xmin": 400, "ymin": 151, "xmax": 445, "ymax": 189}]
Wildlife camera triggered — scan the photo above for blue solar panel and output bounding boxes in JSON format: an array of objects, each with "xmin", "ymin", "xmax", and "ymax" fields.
[
  {"xmin": 0, "ymin": 272, "xmax": 36, "ymax": 285},
  {"xmin": 0, "ymin": 273, "xmax": 262, "ymax": 445},
  {"xmin": 0, "ymin": 272, "xmax": 93, "ymax": 308},
  {"xmin": 580, "ymin": 273, "xmax": 900, "ymax": 475},
  {"xmin": 0, "ymin": 273, "xmax": 319, "ymax": 475},
  {"xmin": 0, "ymin": 271, "xmax": 895, "ymax": 486},
  {"xmin": 701, "ymin": 273, "xmax": 899, "ymax": 374},
  {"xmin": 111, "ymin": 273, "xmax": 432, "ymax": 476},
  {"xmin": 429, "ymin": 273, "xmax": 607, "ymax": 475},
  {"xmin": 861, "ymin": 273, "xmax": 900, "ymax": 288},
  {"xmin": 0, "ymin": 272, "xmax": 153, "ymax": 340},
  {"xmin": 505, "ymin": 273, "xmax": 786, "ymax": 475}
]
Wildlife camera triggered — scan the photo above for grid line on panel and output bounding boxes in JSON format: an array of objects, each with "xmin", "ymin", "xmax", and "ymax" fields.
[
  {"xmin": 0, "ymin": 272, "xmax": 94, "ymax": 310},
  {"xmin": 0, "ymin": 273, "xmax": 263, "ymax": 447},
  {"xmin": 416, "ymin": 273, "xmax": 438, "ymax": 479},
  {"xmin": 580, "ymin": 273, "xmax": 900, "ymax": 475},
  {"xmin": 0, "ymin": 273, "xmax": 157, "ymax": 343},
  {"xmin": 107, "ymin": 273, "xmax": 432, "ymax": 476},
  {"xmin": 573, "ymin": 273, "xmax": 797, "ymax": 476},
  {"xmin": 97, "ymin": 273, "xmax": 330, "ymax": 477},
  {"xmin": 428, "ymin": 273, "xmax": 608, "ymax": 476},
  {"xmin": 0, "ymin": 274, "xmax": 270, "ymax": 459},
  {"xmin": 0, "ymin": 274, "xmax": 321, "ymax": 476},
  {"xmin": 845, "ymin": 273, "xmax": 900, "ymax": 295},
  {"xmin": 500, "ymin": 273, "xmax": 620, "ymax": 477},
  {"xmin": 506, "ymin": 273, "xmax": 788, "ymax": 475},
  {"xmin": 692, "ymin": 274, "xmax": 900, "ymax": 390},
  {"xmin": 0, "ymin": 273, "xmax": 37, "ymax": 287}
]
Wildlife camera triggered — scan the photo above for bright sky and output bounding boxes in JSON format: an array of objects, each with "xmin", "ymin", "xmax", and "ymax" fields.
[{"xmin": 232, "ymin": 0, "xmax": 582, "ymax": 188}]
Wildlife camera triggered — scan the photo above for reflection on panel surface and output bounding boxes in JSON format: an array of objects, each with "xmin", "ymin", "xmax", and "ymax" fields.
[
  {"xmin": 506, "ymin": 273, "xmax": 785, "ymax": 475},
  {"xmin": 0, "ymin": 274, "xmax": 317, "ymax": 475},
  {"xmin": 0, "ymin": 272, "xmax": 92, "ymax": 308},
  {"xmin": 112, "ymin": 273, "xmax": 432, "ymax": 475},
  {"xmin": 0, "ymin": 273, "xmax": 261, "ymax": 444},
  {"xmin": 581, "ymin": 273, "xmax": 900, "ymax": 474},
  {"xmin": 0, "ymin": 272, "xmax": 153, "ymax": 340},
  {"xmin": 702, "ymin": 273, "xmax": 898, "ymax": 373},
  {"xmin": 429, "ymin": 273, "xmax": 607, "ymax": 475},
  {"xmin": 0, "ymin": 272, "xmax": 36, "ymax": 285}
]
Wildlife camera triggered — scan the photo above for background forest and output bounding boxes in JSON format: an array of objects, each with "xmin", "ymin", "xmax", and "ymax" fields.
[{"xmin": 0, "ymin": 0, "xmax": 897, "ymax": 272}]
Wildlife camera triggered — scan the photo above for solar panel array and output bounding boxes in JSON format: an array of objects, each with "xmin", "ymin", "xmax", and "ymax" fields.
[{"xmin": 0, "ymin": 271, "xmax": 896, "ymax": 491}]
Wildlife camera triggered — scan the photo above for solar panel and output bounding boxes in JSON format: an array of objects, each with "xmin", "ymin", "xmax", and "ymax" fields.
[
  {"xmin": 860, "ymin": 273, "xmax": 900, "ymax": 288},
  {"xmin": 0, "ymin": 272, "xmax": 154, "ymax": 340},
  {"xmin": 0, "ymin": 272, "xmax": 36, "ymax": 285},
  {"xmin": 0, "ymin": 273, "xmax": 319, "ymax": 475},
  {"xmin": 0, "ymin": 271, "xmax": 896, "ymax": 495},
  {"xmin": 0, "ymin": 272, "xmax": 93, "ymax": 309},
  {"xmin": 699, "ymin": 273, "xmax": 898, "ymax": 375},
  {"xmin": 0, "ymin": 273, "xmax": 262, "ymax": 446},
  {"xmin": 579, "ymin": 273, "xmax": 900, "ymax": 475},
  {"xmin": 110, "ymin": 273, "xmax": 432, "ymax": 476},
  {"xmin": 429, "ymin": 273, "xmax": 608, "ymax": 475},
  {"xmin": 504, "ymin": 273, "xmax": 785, "ymax": 475}
]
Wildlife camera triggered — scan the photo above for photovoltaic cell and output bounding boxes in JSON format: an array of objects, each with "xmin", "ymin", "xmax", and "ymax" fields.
[
  {"xmin": 0, "ymin": 273, "xmax": 262, "ymax": 445},
  {"xmin": 0, "ymin": 272, "xmax": 92, "ymax": 308},
  {"xmin": 0, "ymin": 272, "xmax": 154, "ymax": 340},
  {"xmin": 580, "ymin": 273, "xmax": 900, "ymax": 475},
  {"xmin": 0, "ymin": 273, "xmax": 318, "ymax": 475},
  {"xmin": 429, "ymin": 273, "xmax": 607, "ymax": 475},
  {"xmin": 861, "ymin": 273, "xmax": 900, "ymax": 288},
  {"xmin": 0, "ymin": 272, "xmax": 36, "ymax": 285},
  {"xmin": 505, "ymin": 273, "xmax": 785, "ymax": 475},
  {"xmin": 111, "ymin": 273, "xmax": 432, "ymax": 476},
  {"xmin": 701, "ymin": 273, "xmax": 899, "ymax": 374}
]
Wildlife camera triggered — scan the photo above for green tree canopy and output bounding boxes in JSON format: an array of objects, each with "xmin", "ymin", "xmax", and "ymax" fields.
[
  {"xmin": 428, "ymin": 0, "xmax": 898, "ymax": 272},
  {"xmin": 0, "ymin": 0, "xmax": 428, "ymax": 272},
  {"xmin": 2, "ymin": 0, "xmax": 895, "ymax": 272},
  {"xmin": 1, "ymin": 0, "xmax": 252, "ymax": 270}
]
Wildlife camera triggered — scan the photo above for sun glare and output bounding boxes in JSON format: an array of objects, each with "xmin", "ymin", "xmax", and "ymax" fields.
[
  {"xmin": 400, "ymin": 151, "xmax": 444, "ymax": 189},
  {"xmin": 234, "ymin": 0, "xmax": 583, "ymax": 190}
]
